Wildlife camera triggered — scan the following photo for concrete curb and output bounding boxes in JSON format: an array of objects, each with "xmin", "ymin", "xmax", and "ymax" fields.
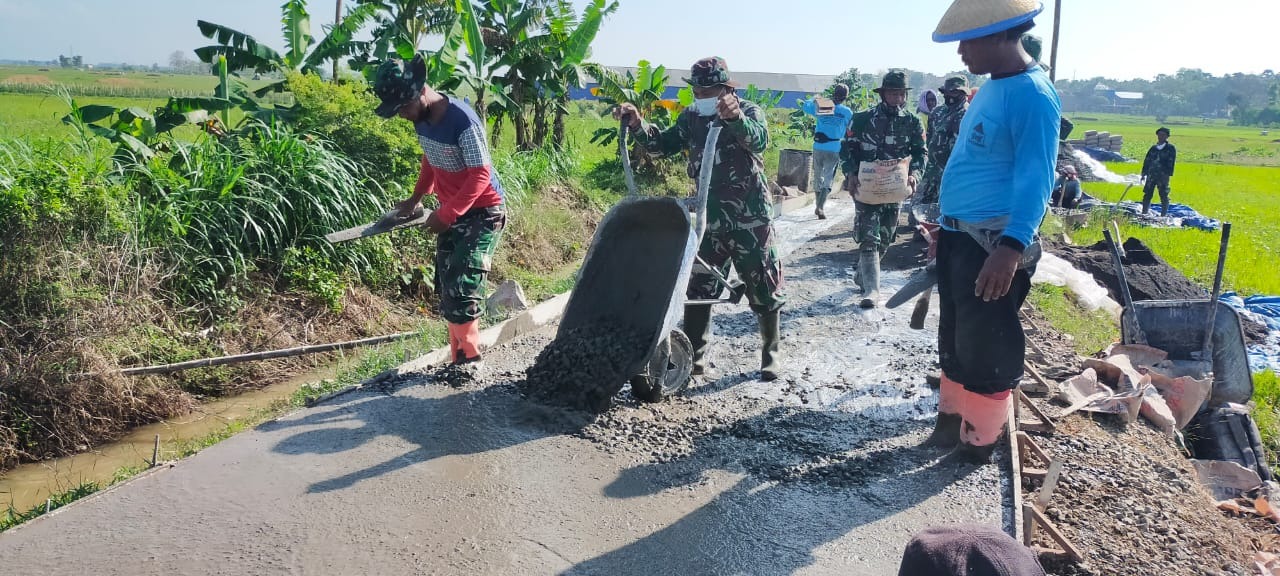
[{"xmin": 307, "ymin": 292, "xmax": 572, "ymax": 407}]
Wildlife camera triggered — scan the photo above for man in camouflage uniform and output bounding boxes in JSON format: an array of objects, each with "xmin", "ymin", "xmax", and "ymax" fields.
[
  {"xmin": 616, "ymin": 57, "xmax": 785, "ymax": 382},
  {"xmin": 373, "ymin": 55, "xmax": 506, "ymax": 366},
  {"xmin": 919, "ymin": 76, "xmax": 971, "ymax": 206},
  {"xmin": 841, "ymin": 71, "xmax": 927, "ymax": 308}
]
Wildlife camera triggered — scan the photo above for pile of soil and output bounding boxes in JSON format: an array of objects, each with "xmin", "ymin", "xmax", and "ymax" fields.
[
  {"xmin": 1053, "ymin": 238, "xmax": 1269, "ymax": 344},
  {"xmin": 1055, "ymin": 238, "xmax": 1207, "ymax": 303},
  {"xmin": 1019, "ymin": 313, "xmax": 1279, "ymax": 575},
  {"xmin": 519, "ymin": 321, "xmax": 648, "ymax": 413}
]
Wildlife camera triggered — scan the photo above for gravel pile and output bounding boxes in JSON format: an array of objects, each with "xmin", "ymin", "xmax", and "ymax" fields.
[{"xmin": 519, "ymin": 321, "xmax": 649, "ymax": 413}]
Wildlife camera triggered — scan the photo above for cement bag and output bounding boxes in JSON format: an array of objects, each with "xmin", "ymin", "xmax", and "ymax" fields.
[{"xmin": 855, "ymin": 158, "xmax": 912, "ymax": 205}]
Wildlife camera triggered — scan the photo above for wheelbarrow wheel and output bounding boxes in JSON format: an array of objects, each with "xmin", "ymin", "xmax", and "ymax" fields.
[{"xmin": 630, "ymin": 329, "xmax": 694, "ymax": 403}]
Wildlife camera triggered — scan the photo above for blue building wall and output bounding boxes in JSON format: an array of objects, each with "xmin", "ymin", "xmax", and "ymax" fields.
[{"xmin": 569, "ymin": 85, "xmax": 814, "ymax": 109}]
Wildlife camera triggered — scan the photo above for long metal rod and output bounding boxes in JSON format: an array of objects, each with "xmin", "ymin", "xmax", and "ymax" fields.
[
  {"xmin": 332, "ymin": 0, "xmax": 343, "ymax": 82},
  {"xmin": 1103, "ymin": 228, "xmax": 1145, "ymax": 344},
  {"xmin": 1202, "ymin": 222, "xmax": 1232, "ymax": 360},
  {"xmin": 1049, "ymin": 0, "xmax": 1062, "ymax": 82},
  {"xmin": 79, "ymin": 331, "xmax": 423, "ymax": 378}
]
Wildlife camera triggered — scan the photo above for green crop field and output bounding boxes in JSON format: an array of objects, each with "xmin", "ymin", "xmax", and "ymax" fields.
[
  {"xmin": 1067, "ymin": 161, "xmax": 1280, "ymax": 296},
  {"xmin": 0, "ymin": 93, "xmax": 167, "ymax": 138},
  {"xmin": 1070, "ymin": 112, "xmax": 1280, "ymax": 166},
  {"xmin": 0, "ymin": 65, "xmax": 274, "ymax": 96}
]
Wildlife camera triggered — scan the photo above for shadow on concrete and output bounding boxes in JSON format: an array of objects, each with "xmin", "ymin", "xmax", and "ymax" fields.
[
  {"xmin": 563, "ymin": 406, "xmax": 978, "ymax": 575},
  {"xmin": 264, "ymin": 384, "xmax": 573, "ymax": 494}
]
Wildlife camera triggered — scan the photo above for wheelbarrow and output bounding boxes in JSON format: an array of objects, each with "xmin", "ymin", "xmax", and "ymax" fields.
[{"xmin": 555, "ymin": 120, "xmax": 744, "ymax": 403}]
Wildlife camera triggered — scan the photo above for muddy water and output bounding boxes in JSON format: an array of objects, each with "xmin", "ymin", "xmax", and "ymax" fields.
[{"xmin": 0, "ymin": 367, "xmax": 334, "ymax": 513}]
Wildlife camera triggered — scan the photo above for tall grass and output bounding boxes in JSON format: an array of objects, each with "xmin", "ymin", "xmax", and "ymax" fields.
[{"xmin": 125, "ymin": 122, "xmax": 395, "ymax": 306}]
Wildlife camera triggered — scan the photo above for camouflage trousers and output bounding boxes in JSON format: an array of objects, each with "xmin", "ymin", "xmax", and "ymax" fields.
[
  {"xmin": 854, "ymin": 201, "xmax": 900, "ymax": 256},
  {"xmin": 917, "ymin": 165, "xmax": 943, "ymax": 205},
  {"xmin": 687, "ymin": 224, "xmax": 785, "ymax": 314},
  {"xmin": 435, "ymin": 206, "xmax": 505, "ymax": 323}
]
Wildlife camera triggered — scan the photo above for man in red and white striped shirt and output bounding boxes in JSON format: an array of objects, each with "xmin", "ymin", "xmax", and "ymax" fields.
[{"xmin": 374, "ymin": 56, "xmax": 505, "ymax": 366}]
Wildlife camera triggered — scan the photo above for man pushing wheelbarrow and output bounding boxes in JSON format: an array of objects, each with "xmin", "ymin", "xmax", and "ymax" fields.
[{"xmin": 616, "ymin": 57, "xmax": 786, "ymax": 383}]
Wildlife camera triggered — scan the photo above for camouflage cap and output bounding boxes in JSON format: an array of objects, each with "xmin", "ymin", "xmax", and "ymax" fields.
[
  {"xmin": 873, "ymin": 71, "xmax": 911, "ymax": 93},
  {"xmin": 683, "ymin": 57, "xmax": 739, "ymax": 89},
  {"xmin": 940, "ymin": 75, "xmax": 970, "ymax": 94},
  {"xmin": 373, "ymin": 55, "xmax": 426, "ymax": 118}
]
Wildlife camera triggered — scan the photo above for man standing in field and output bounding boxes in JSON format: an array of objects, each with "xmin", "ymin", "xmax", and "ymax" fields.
[
  {"xmin": 841, "ymin": 71, "xmax": 927, "ymax": 308},
  {"xmin": 802, "ymin": 84, "xmax": 854, "ymax": 220},
  {"xmin": 929, "ymin": 0, "xmax": 1061, "ymax": 462},
  {"xmin": 918, "ymin": 76, "xmax": 972, "ymax": 207},
  {"xmin": 615, "ymin": 57, "xmax": 785, "ymax": 382},
  {"xmin": 373, "ymin": 55, "xmax": 505, "ymax": 367},
  {"xmin": 1141, "ymin": 127, "xmax": 1178, "ymax": 216}
]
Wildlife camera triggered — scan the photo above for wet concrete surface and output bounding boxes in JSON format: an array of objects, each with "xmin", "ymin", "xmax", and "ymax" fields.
[{"xmin": 0, "ymin": 196, "xmax": 1003, "ymax": 575}]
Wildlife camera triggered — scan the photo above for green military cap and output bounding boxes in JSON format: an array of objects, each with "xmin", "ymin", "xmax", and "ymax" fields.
[
  {"xmin": 683, "ymin": 57, "xmax": 739, "ymax": 89},
  {"xmin": 940, "ymin": 75, "xmax": 970, "ymax": 94},
  {"xmin": 373, "ymin": 55, "xmax": 426, "ymax": 118},
  {"xmin": 874, "ymin": 71, "xmax": 911, "ymax": 93},
  {"xmin": 1021, "ymin": 34, "xmax": 1043, "ymax": 62}
]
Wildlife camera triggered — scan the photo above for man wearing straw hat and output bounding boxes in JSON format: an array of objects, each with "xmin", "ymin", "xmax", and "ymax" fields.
[
  {"xmin": 928, "ymin": 0, "xmax": 1061, "ymax": 462},
  {"xmin": 615, "ymin": 57, "xmax": 785, "ymax": 382},
  {"xmin": 840, "ymin": 70, "xmax": 927, "ymax": 309}
]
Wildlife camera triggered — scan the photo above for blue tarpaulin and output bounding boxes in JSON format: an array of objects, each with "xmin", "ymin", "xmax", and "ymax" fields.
[
  {"xmin": 1112, "ymin": 201, "xmax": 1222, "ymax": 231},
  {"xmin": 1221, "ymin": 292, "xmax": 1280, "ymax": 374}
]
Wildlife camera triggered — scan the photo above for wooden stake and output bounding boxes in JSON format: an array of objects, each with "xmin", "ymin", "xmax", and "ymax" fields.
[
  {"xmin": 1036, "ymin": 460, "xmax": 1064, "ymax": 509},
  {"xmin": 151, "ymin": 434, "xmax": 160, "ymax": 468}
]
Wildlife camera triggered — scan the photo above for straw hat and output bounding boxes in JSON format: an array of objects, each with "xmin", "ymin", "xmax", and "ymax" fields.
[{"xmin": 933, "ymin": 0, "xmax": 1043, "ymax": 43}]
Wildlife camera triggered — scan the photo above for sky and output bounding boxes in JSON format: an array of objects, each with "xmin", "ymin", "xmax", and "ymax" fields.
[{"xmin": 1, "ymin": 0, "xmax": 1277, "ymax": 81}]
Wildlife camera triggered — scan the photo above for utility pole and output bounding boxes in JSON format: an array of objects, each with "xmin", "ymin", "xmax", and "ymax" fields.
[
  {"xmin": 332, "ymin": 0, "xmax": 344, "ymax": 82},
  {"xmin": 1049, "ymin": 0, "xmax": 1062, "ymax": 82}
]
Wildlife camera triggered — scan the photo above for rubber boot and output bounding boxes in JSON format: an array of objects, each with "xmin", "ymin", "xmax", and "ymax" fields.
[
  {"xmin": 815, "ymin": 189, "xmax": 828, "ymax": 220},
  {"xmin": 758, "ymin": 310, "xmax": 782, "ymax": 382},
  {"xmin": 1161, "ymin": 199, "xmax": 1170, "ymax": 217},
  {"xmin": 683, "ymin": 304, "xmax": 713, "ymax": 376},
  {"xmin": 1141, "ymin": 200, "xmax": 1151, "ymax": 215},
  {"xmin": 858, "ymin": 249, "xmax": 880, "ymax": 309},
  {"xmin": 448, "ymin": 320, "xmax": 483, "ymax": 364},
  {"xmin": 924, "ymin": 373, "xmax": 963, "ymax": 448},
  {"xmin": 950, "ymin": 387, "xmax": 1013, "ymax": 464}
]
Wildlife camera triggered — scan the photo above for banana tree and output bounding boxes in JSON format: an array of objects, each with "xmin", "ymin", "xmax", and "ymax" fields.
[
  {"xmin": 195, "ymin": 0, "xmax": 380, "ymax": 94},
  {"xmin": 541, "ymin": 0, "xmax": 617, "ymax": 148},
  {"xmin": 586, "ymin": 60, "xmax": 683, "ymax": 172},
  {"xmin": 586, "ymin": 60, "xmax": 681, "ymax": 147},
  {"xmin": 351, "ymin": 0, "xmax": 455, "ymax": 62}
]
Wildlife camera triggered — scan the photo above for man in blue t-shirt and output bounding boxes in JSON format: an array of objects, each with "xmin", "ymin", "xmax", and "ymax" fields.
[
  {"xmin": 802, "ymin": 84, "xmax": 853, "ymax": 219},
  {"xmin": 928, "ymin": 0, "xmax": 1062, "ymax": 463}
]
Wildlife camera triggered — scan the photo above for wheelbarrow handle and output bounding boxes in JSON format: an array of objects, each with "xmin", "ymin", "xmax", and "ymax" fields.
[{"xmin": 693, "ymin": 120, "xmax": 724, "ymax": 244}]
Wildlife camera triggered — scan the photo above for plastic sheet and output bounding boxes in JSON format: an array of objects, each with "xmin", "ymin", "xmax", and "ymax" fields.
[
  {"xmin": 1031, "ymin": 252, "xmax": 1123, "ymax": 318},
  {"xmin": 1221, "ymin": 292, "xmax": 1280, "ymax": 373}
]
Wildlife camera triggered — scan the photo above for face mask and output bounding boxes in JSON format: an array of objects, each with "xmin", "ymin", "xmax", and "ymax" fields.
[
  {"xmin": 944, "ymin": 94, "xmax": 966, "ymax": 107},
  {"xmin": 694, "ymin": 97, "xmax": 718, "ymax": 116}
]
